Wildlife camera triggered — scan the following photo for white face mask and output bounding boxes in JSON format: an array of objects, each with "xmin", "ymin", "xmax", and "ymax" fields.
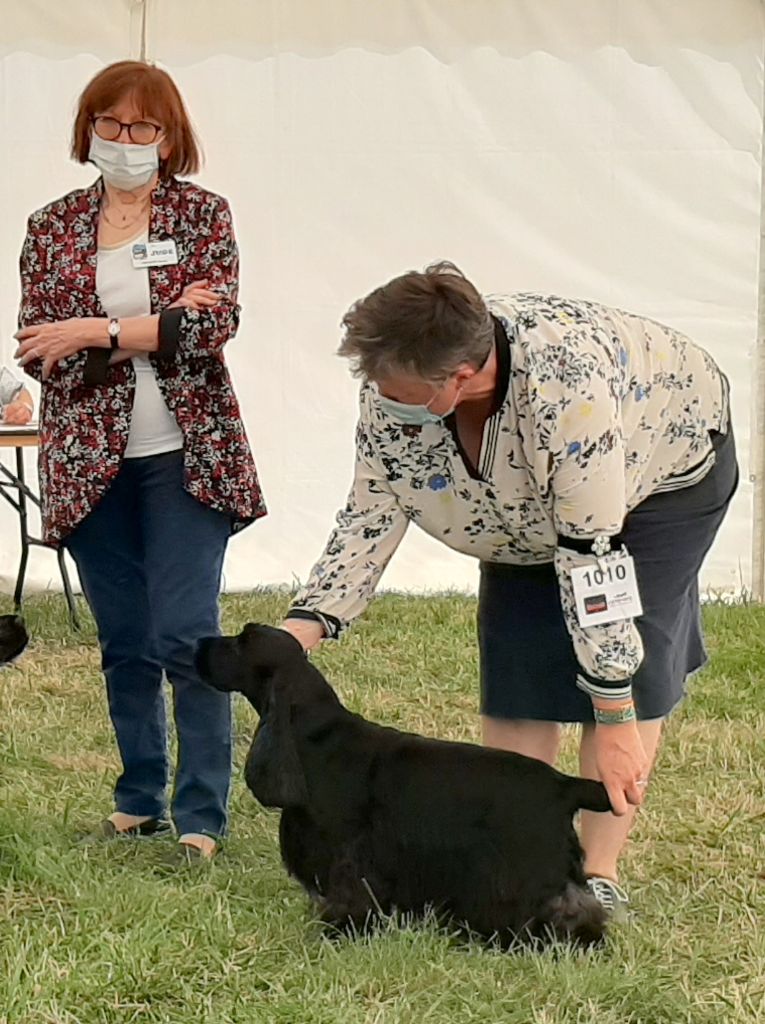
[{"xmin": 89, "ymin": 133, "xmax": 159, "ymax": 191}]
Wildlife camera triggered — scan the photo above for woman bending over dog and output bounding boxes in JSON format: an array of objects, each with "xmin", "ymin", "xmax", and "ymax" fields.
[{"xmin": 281, "ymin": 262, "xmax": 737, "ymax": 920}]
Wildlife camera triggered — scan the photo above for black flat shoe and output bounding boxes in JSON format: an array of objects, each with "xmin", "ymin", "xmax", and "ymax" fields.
[{"xmin": 81, "ymin": 817, "xmax": 173, "ymax": 843}]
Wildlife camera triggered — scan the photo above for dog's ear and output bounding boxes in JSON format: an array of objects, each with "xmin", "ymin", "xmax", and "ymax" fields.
[{"xmin": 244, "ymin": 683, "xmax": 308, "ymax": 808}]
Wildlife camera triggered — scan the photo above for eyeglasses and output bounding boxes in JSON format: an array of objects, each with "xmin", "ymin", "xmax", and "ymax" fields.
[{"xmin": 91, "ymin": 115, "xmax": 162, "ymax": 145}]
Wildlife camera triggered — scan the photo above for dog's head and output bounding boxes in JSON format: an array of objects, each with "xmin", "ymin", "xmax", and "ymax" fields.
[
  {"xmin": 0, "ymin": 615, "xmax": 29, "ymax": 665},
  {"xmin": 195, "ymin": 623, "xmax": 312, "ymax": 713},
  {"xmin": 195, "ymin": 623, "xmax": 339, "ymax": 809}
]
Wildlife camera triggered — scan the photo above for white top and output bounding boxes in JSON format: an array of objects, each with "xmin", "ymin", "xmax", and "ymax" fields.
[
  {"xmin": 292, "ymin": 292, "xmax": 729, "ymax": 694},
  {"xmin": 96, "ymin": 231, "xmax": 183, "ymax": 459}
]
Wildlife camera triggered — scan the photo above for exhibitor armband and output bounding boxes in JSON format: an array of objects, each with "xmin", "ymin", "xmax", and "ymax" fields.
[{"xmin": 558, "ymin": 534, "xmax": 642, "ymax": 628}]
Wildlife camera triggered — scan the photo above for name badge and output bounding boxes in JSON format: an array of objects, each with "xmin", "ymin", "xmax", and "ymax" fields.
[
  {"xmin": 570, "ymin": 553, "xmax": 642, "ymax": 628},
  {"xmin": 131, "ymin": 239, "xmax": 178, "ymax": 268}
]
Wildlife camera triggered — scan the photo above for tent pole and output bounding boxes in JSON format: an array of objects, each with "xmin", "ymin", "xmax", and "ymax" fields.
[
  {"xmin": 129, "ymin": 1, "xmax": 150, "ymax": 61},
  {"xmin": 141, "ymin": 0, "xmax": 149, "ymax": 61},
  {"xmin": 753, "ymin": 39, "xmax": 765, "ymax": 603}
]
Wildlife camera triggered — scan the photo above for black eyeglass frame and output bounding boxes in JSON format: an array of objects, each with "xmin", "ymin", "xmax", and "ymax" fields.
[{"xmin": 90, "ymin": 115, "xmax": 163, "ymax": 145}]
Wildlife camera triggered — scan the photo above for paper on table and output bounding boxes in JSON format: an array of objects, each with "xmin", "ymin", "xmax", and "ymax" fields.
[{"xmin": 0, "ymin": 421, "xmax": 38, "ymax": 434}]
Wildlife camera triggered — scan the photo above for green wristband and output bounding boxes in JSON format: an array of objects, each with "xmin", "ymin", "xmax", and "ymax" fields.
[{"xmin": 593, "ymin": 704, "xmax": 637, "ymax": 725}]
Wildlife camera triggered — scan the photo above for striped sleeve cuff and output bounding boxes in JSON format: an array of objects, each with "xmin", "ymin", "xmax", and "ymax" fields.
[
  {"xmin": 576, "ymin": 673, "xmax": 634, "ymax": 704},
  {"xmin": 286, "ymin": 608, "xmax": 345, "ymax": 640}
]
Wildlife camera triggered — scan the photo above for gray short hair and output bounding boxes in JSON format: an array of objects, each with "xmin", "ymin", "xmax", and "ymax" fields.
[{"xmin": 338, "ymin": 261, "xmax": 494, "ymax": 382}]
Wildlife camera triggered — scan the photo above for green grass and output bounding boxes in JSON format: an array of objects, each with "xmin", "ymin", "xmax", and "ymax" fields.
[{"xmin": 0, "ymin": 592, "xmax": 763, "ymax": 1024}]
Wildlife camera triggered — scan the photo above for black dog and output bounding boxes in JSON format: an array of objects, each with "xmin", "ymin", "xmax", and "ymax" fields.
[
  {"xmin": 196, "ymin": 624, "xmax": 612, "ymax": 947},
  {"xmin": 0, "ymin": 614, "xmax": 28, "ymax": 665}
]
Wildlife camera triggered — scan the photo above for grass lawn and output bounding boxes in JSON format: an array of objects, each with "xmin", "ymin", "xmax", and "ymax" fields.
[{"xmin": 0, "ymin": 592, "xmax": 763, "ymax": 1024}]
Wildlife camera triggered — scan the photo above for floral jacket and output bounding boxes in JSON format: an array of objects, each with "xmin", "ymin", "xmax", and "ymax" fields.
[
  {"xmin": 18, "ymin": 175, "xmax": 266, "ymax": 543},
  {"xmin": 291, "ymin": 293, "xmax": 729, "ymax": 698}
]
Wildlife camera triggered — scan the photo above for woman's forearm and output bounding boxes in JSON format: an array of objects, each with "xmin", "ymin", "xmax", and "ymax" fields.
[{"xmin": 85, "ymin": 316, "xmax": 160, "ymax": 352}]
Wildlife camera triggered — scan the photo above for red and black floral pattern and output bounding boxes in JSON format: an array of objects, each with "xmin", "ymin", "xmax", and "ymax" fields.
[{"xmin": 18, "ymin": 176, "xmax": 266, "ymax": 543}]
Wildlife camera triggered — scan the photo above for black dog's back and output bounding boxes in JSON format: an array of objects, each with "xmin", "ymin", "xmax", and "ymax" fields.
[
  {"xmin": 372, "ymin": 734, "xmax": 608, "ymax": 944},
  {"xmin": 195, "ymin": 623, "xmax": 612, "ymax": 948},
  {"xmin": 282, "ymin": 711, "xmax": 610, "ymax": 946}
]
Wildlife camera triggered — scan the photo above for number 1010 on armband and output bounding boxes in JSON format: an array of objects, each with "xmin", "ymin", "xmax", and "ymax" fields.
[{"xmin": 570, "ymin": 553, "xmax": 643, "ymax": 628}]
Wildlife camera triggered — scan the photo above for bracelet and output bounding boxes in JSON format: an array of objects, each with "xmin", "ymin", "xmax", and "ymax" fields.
[{"xmin": 593, "ymin": 704, "xmax": 636, "ymax": 725}]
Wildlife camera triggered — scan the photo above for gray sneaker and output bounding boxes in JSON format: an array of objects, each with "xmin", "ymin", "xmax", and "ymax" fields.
[{"xmin": 586, "ymin": 876, "xmax": 630, "ymax": 923}]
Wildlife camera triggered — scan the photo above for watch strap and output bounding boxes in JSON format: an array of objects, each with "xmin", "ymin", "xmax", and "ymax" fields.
[{"xmin": 108, "ymin": 317, "xmax": 120, "ymax": 350}]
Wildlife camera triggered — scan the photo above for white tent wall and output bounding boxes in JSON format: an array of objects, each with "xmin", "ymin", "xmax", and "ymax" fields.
[{"xmin": 0, "ymin": 0, "xmax": 761, "ymax": 598}]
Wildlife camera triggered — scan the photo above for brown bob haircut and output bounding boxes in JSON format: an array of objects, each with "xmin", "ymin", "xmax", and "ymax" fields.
[
  {"xmin": 339, "ymin": 261, "xmax": 494, "ymax": 382},
  {"xmin": 71, "ymin": 61, "xmax": 201, "ymax": 177}
]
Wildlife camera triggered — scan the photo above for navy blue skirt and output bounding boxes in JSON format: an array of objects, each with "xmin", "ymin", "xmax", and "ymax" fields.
[{"xmin": 477, "ymin": 428, "xmax": 738, "ymax": 722}]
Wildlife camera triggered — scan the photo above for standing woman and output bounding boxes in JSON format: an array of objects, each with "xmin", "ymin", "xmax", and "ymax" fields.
[{"xmin": 15, "ymin": 61, "xmax": 266, "ymax": 860}]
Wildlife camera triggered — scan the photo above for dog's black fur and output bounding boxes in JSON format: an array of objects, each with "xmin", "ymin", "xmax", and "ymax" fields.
[
  {"xmin": 0, "ymin": 615, "xmax": 28, "ymax": 665},
  {"xmin": 196, "ymin": 624, "xmax": 612, "ymax": 947}
]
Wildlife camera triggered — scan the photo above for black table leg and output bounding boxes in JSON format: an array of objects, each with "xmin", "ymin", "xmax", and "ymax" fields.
[
  {"xmin": 12, "ymin": 446, "xmax": 30, "ymax": 612},
  {"xmin": 6, "ymin": 444, "xmax": 80, "ymax": 630},
  {"xmin": 57, "ymin": 546, "xmax": 81, "ymax": 630}
]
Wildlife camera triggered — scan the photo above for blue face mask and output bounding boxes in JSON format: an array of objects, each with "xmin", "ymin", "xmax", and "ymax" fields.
[
  {"xmin": 375, "ymin": 381, "xmax": 460, "ymax": 425},
  {"xmin": 377, "ymin": 395, "xmax": 444, "ymax": 426}
]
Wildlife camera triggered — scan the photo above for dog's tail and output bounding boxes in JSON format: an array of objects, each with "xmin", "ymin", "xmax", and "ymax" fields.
[
  {"xmin": 543, "ymin": 882, "xmax": 608, "ymax": 947},
  {"xmin": 564, "ymin": 777, "xmax": 612, "ymax": 814}
]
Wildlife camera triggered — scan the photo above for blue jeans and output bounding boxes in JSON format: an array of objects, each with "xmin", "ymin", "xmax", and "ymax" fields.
[{"xmin": 65, "ymin": 450, "xmax": 233, "ymax": 836}]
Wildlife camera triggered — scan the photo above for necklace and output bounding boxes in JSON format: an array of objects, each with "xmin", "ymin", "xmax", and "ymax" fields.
[{"xmin": 100, "ymin": 197, "xmax": 150, "ymax": 231}]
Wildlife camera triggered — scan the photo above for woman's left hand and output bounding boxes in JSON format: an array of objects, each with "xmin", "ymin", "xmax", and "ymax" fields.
[
  {"xmin": 168, "ymin": 279, "xmax": 222, "ymax": 311},
  {"xmin": 14, "ymin": 318, "xmax": 102, "ymax": 380},
  {"xmin": 594, "ymin": 720, "xmax": 649, "ymax": 816}
]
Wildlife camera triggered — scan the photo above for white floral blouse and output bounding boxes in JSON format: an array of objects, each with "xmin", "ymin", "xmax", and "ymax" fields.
[{"xmin": 291, "ymin": 293, "xmax": 729, "ymax": 700}]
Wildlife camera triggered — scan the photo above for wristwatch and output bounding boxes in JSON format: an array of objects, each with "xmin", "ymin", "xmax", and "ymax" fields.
[{"xmin": 108, "ymin": 318, "xmax": 121, "ymax": 350}]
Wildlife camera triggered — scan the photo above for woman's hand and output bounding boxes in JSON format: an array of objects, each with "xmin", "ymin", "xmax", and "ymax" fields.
[
  {"xmin": 14, "ymin": 318, "xmax": 104, "ymax": 380},
  {"xmin": 594, "ymin": 719, "xmax": 649, "ymax": 815},
  {"xmin": 3, "ymin": 399, "xmax": 33, "ymax": 426},
  {"xmin": 279, "ymin": 618, "xmax": 326, "ymax": 653},
  {"xmin": 168, "ymin": 279, "xmax": 221, "ymax": 312}
]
